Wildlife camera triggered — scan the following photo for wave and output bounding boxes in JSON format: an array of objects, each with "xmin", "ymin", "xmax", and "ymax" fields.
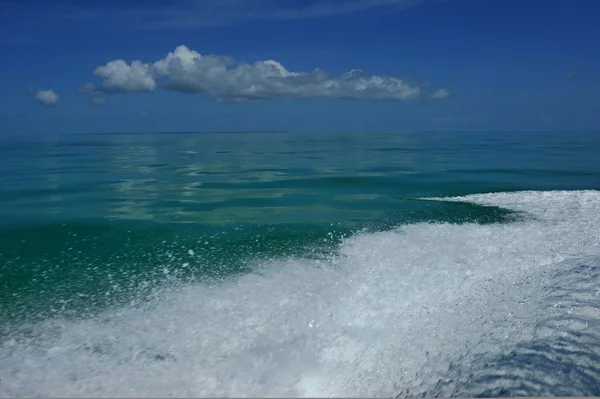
[{"xmin": 1, "ymin": 190, "xmax": 599, "ymax": 397}]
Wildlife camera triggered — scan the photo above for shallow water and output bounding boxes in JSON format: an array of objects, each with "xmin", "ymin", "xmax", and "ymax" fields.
[{"xmin": 1, "ymin": 131, "xmax": 599, "ymax": 397}]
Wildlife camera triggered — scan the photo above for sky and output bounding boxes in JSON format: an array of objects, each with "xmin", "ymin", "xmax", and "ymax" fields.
[{"xmin": 1, "ymin": 0, "xmax": 599, "ymax": 134}]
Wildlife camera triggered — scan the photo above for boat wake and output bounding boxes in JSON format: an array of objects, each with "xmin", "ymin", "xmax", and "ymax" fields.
[{"xmin": 1, "ymin": 190, "xmax": 599, "ymax": 397}]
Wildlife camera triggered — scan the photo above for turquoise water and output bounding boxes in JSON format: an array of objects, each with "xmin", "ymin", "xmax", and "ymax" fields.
[{"xmin": 1, "ymin": 131, "xmax": 600, "ymax": 397}]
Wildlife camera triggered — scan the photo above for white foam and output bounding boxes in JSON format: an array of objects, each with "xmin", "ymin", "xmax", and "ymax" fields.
[
  {"xmin": 432, "ymin": 189, "xmax": 600, "ymax": 223},
  {"xmin": 1, "ymin": 190, "xmax": 600, "ymax": 397}
]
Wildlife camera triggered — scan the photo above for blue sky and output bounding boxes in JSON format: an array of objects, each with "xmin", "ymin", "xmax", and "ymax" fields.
[{"xmin": 1, "ymin": 0, "xmax": 599, "ymax": 134}]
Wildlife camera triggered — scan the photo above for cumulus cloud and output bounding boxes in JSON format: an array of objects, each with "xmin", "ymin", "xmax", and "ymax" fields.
[
  {"xmin": 30, "ymin": 89, "xmax": 60, "ymax": 107},
  {"xmin": 430, "ymin": 88, "xmax": 450, "ymax": 99},
  {"xmin": 95, "ymin": 60, "xmax": 156, "ymax": 92},
  {"xmin": 82, "ymin": 45, "xmax": 435, "ymax": 102}
]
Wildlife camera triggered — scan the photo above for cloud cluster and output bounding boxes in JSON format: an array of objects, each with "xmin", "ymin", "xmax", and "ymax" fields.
[
  {"xmin": 33, "ymin": 89, "xmax": 60, "ymax": 107},
  {"xmin": 82, "ymin": 45, "xmax": 447, "ymax": 102}
]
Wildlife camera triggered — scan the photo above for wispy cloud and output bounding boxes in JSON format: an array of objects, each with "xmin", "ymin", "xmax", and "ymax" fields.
[
  {"xmin": 434, "ymin": 116, "xmax": 469, "ymax": 124},
  {"xmin": 78, "ymin": 83, "xmax": 103, "ymax": 95},
  {"xmin": 566, "ymin": 70, "xmax": 578, "ymax": 80},
  {"xmin": 7, "ymin": 0, "xmax": 429, "ymax": 30},
  {"xmin": 80, "ymin": 45, "xmax": 450, "ymax": 102},
  {"xmin": 430, "ymin": 88, "xmax": 450, "ymax": 99},
  {"xmin": 138, "ymin": 0, "xmax": 426, "ymax": 29},
  {"xmin": 90, "ymin": 97, "xmax": 108, "ymax": 106},
  {"xmin": 27, "ymin": 87, "xmax": 60, "ymax": 107}
]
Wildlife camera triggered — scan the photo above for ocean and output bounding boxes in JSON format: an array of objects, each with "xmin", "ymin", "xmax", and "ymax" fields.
[{"xmin": 1, "ymin": 131, "xmax": 599, "ymax": 397}]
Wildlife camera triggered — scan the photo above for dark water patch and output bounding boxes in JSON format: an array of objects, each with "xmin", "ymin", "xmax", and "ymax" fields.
[
  {"xmin": 385, "ymin": 200, "xmax": 520, "ymax": 227},
  {"xmin": 0, "ymin": 182, "xmax": 103, "ymax": 202}
]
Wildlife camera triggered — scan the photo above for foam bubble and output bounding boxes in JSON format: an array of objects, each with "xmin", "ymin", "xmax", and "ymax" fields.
[{"xmin": 1, "ymin": 190, "xmax": 600, "ymax": 397}]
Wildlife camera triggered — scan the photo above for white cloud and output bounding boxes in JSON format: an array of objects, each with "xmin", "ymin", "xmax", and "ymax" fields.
[
  {"xmin": 430, "ymin": 88, "xmax": 450, "ymax": 99},
  {"xmin": 84, "ymin": 45, "xmax": 428, "ymax": 102},
  {"xmin": 94, "ymin": 60, "xmax": 156, "ymax": 92},
  {"xmin": 33, "ymin": 89, "xmax": 60, "ymax": 107}
]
